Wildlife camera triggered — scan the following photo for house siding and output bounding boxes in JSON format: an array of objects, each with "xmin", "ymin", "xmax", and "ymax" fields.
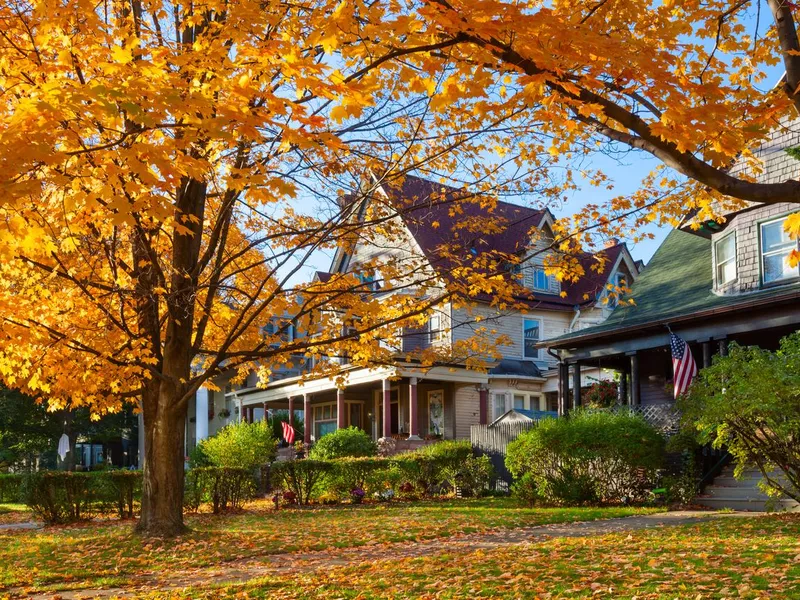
[
  {"xmin": 454, "ymin": 384, "xmax": 480, "ymax": 439},
  {"xmin": 712, "ymin": 202, "xmax": 800, "ymax": 294},
  {"xmin": 450, "ymin": 304, "xmax": 572, "ymax": 371}
]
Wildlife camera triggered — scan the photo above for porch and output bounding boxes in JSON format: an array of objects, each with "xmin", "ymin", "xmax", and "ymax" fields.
[{"xmin": 227, "ymin": 366, "xmax": 490, "ymax": 445}]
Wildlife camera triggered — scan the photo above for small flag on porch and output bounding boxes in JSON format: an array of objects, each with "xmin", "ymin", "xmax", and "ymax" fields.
[
  {"xmin": 281, "ymin": 421, "xmax": 295, "ymax": 445},
  {"xmin": 670, "ymin": 332, "xmax": 697, "ymax": 398}
]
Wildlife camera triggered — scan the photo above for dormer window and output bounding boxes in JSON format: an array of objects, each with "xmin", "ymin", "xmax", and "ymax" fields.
[
  {"xmin": 761, "ymin": 216, "xmax": 799, "ymax": 285},
  {"xmin": 714, "ymin": 233, "xmax": 737, "ymax": 286},
  {"xmin": 532, "ymin": 267, "xmax": 554, "ymax": 292}
]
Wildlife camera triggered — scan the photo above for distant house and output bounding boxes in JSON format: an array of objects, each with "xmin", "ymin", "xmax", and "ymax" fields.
[{"xmin": 187, "ymin": 175, "xmax": 639, "ymax": 450}]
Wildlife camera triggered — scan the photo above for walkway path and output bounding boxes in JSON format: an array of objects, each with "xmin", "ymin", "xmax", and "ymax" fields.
[{"xmin": 13, "ymin": 510, "xmax": 760, "ymax": 599}]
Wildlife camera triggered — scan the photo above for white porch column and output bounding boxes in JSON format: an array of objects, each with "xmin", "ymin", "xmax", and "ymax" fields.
[
  {"xmin": 195, "ymin": 387, "xmax": 210, "ymax": 442},
  {"xmin": 238, "ymin": 397, "xmax": 244, "ymax": 423},
  {"xmin": 408, "ymin": 377, "xmax": 421, "ymax": 440},
  {"xmin": 382, "ymin": 378, "xmax": 392, "ymax": 439}
]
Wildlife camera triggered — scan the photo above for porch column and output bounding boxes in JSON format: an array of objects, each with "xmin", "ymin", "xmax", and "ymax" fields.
[
  {"xmin": 263, "ymin": 402, "xmax": 268, "ymax": 422},
  {"xmin": 702, "ymin": 341, "xmax": 712, "ymax": 368},
  {"xmin": 249, "ymin": 406, "xmax": 255, "ymax": 423},
  {"xmin": 382, "ymin": 378, "xmax": 391, "ymax": 439},
  {"xmin": 478, "ymin": 385, "xmax": 488, "ymax": 425},
  {"xmin": 618, "ymin": 371, "xmax": 628, "ymax": 405},
  {"xmin": 337, "ymin": 389, "xmax": 346, "ymax": 429},
  {"xmin": 629, "ymin": 352, "xmax": 641, "ymax": 406},
  {"xmin": 571, "ymin": 362, "xmax": 581, "ymax": 410},
  {"xmin": 237, "ymin": 397, "xmax": 243, "ymax": 422},
  {"xmin": 288, "ymin": 396, "xmax": 295, "ymax": 430},
  {"xmin": 558, "ymin": 362, "xmax": 569, "ymax": 416},
  {"xmin": 408, "ymin": 378, "xmax": 421, "ymax": 439},
  {"xmin": 303, "ymin": 394, "xmax": 312, "ymax": 444},
  {"xmin": 195, "ymin": 387, "xmax": 209, "ymax": 442},
  {"xmin": 718, "ymin": 338, "xmax": 729, "ymax": 357}
]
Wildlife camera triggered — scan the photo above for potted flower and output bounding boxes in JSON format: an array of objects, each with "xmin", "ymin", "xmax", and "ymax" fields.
[
  {"xmin": 294, "ymin": 440, "xmax": 306, "ymax": 458},
  {"xmin": 350, "ymin": 487, "xmax": 365, "ymax": 504},
  {"xmin": 282, "ymin": 490, "xmax": 297, "ymax": 505}
]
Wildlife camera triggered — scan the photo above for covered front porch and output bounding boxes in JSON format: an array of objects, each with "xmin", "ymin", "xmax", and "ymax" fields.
[
  {"xmin": 549, "ymin": 301, "xmax": 800, "ymax": 418},
  {"xmin": 230, "ymin": 366, "xmax": 490, "ymax": 446}
]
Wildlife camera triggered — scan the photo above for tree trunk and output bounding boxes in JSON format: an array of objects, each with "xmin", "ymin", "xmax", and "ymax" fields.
[{"xmin": 136, "ymin": 386, "xmax": 188, "ymax": 537}]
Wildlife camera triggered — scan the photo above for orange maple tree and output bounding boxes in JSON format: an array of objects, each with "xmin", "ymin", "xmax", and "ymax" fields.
[{"xmin": 2, "ymin": 0, "xmax": 800, "ymax": 536}]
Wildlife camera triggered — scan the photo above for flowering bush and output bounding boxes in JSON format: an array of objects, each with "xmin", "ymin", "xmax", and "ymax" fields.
[
  {"xmin": 584, "ymin": 379, "xmax": 619, "ymax": 408},
  {"xmin": 350, "ymin": 487, "xmax": 365, "ymax": 504}
]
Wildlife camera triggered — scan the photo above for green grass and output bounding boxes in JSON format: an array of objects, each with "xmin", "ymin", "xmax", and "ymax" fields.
[
  {"xmin": 155, "ymin": 514, "xmax": 800, "ymax": 599},
  {"xmin": 0, "ymin": 497, "xmax": 658, "ymax": 592}
]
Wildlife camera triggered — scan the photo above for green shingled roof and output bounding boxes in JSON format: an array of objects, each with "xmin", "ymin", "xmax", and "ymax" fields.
[{"xmin": 548, "ymin": 228, "xmax": 800, "ymax": 347}]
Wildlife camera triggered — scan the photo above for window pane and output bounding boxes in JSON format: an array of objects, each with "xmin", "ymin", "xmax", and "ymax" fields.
[
  {"xmin": 762, "ymin": 219, "xmax": 792, "ymax": 253},
  {"xmin": 513, "ymin": 394, "xmax": 525, "ymax": 410},
  {"xmin": 523, "ymin": 319, "xmax": 540, "ymax": 359},
  {"xmin": 717, "ymin": 260, "xmax": 736, "ymax": 284},
  {"xmin": 524, "ymin": 320, "xmax": 540, "ymax": 340},
  {"xmin": 764, "ymin": 251, "xmax": 794, "ymax": 283},
  {"xmin": 492, "ymin": 394, "xmax": 506, "ymax": 420},
  {"xmin": 716, "ymin": 235, "xmax": 734, "ymax": 263}
]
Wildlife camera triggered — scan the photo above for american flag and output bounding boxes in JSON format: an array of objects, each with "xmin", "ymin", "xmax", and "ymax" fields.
[
  {"xmin": 281, "ymin": 421, "xmax": 295, "ymax": 445},
  {"xmin": 670, "ymin": 333, "xmax": 697, "ymax": 398}
]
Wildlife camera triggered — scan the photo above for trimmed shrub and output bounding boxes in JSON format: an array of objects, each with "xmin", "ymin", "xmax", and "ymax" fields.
[
  {"xmin": 0, "ymin": 473, "xmax": 23, "ymax": 503},
  {"xmin": 506, "ymin": 410, "xmax": 664, "ymax": 505},
  {"xmin": 21, "ymin": 471, "xmax": 94, "ymax": 523},
  {"xmin": 185, "ymin": 467, "xmax": 255, "ymax": 513},
  {"xmin": 96, "ymin": 470, "xmax": 142, "ymax": 518},
  {"xmin": 441, "ymin": 454, "xmax": 494, "ymax": 498},
  {"xmin": 198, "ymin": 420, "xmax": 277, "ymax": 471},
  {"xmin": 308, "ymin": 427, "xmax": 377, "ymax": 460},
  {"xmin": 271, "ymin": 460, "xmax": 333, "ymax": 505},
  {"xmin": 401, "ymin": 440, "xmax": 474, "ymax": 495}
]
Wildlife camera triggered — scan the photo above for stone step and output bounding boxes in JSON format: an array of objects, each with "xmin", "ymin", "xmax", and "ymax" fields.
[{"xmin": 695, "ymin": 496, "xmax": 800, "ymax": 512}]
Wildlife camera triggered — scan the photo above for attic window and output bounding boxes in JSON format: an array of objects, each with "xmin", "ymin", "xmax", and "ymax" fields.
[{"xmin": 532, "ymin": 267, "xmax": 553, "ymax": 291}]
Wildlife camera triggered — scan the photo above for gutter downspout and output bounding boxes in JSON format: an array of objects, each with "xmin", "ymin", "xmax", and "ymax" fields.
[{"xmin": 568, "ymin": 305, "xmax": 581, "ymax": 332}]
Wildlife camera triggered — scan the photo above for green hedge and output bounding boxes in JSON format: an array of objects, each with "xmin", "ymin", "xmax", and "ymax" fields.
[
  {"xmin": 20, "ymin": 470, "xmax": 144, "ymax": 524},
  {"xmin": 273, "ymin": 441, "xmax": 493, "ymax": 504},
  {"xmin": 271, "ymin": 460, "xmax": 334, "ymax": 505},
  {"xmin": 185, "ymin": 467, "xmax": 255, "ymax": 513},
  {"xmin": 308, "ymin": 427, "xmax": 377, "ymax": 460},
  {"xmin": 0, "ymin": 473, "xmax": 23, "ymax": 503},
  {"xmin": 506, "ymin": 410, "xmax": 665, "ymax": 505}
]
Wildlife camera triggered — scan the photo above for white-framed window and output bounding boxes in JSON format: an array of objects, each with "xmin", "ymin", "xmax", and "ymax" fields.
[
  {"xmin": 491, "ymin": 392, "xmax": 508, "ymax": 421},
  {"xmin": 715, "ymin": 233, "xmax": 737, "ymax": 286},
  {"xmin": 313, "ymin": 403, "xmax": 338, "ymax": 439},
  {"xmin": 429, "ymin": 314, "xmax": 444, "ymax": 343},
  {"xmin": 532, "ymin": 267, "xmax": 553, "ymax": 291},
  {"xmin": 523, "ymin": 318, "xmax": 541, "ymax": 359},
  {"xmin": 761, "ymin": 216, "xmax": 799, "ymax": 285}
]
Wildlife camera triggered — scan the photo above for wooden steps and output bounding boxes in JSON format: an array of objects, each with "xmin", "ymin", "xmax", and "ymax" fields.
[{"xmin": 696, "ymin": 465, "xmax": 800, "ymax": 512}]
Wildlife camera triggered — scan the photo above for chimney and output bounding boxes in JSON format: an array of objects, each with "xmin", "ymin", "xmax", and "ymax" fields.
[{"xmin": 604, "ymin": 237, "xmax": 620, "ymax": 248}]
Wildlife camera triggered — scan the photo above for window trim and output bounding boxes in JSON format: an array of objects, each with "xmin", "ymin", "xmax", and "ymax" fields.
[
  {"xmin": 429, "ymin": 313, "xmax": 444, "ymax": 343},
  {"xmin": 759, "ymin": 214, "xmax": 800, "ymax": 287},
  {"xmin": 714, "ymin": 232, "xmax": 737, "ymax": 287},
  {"xmin": 522, "ymin": 317, "xmax": 542, "ymax": 360}
]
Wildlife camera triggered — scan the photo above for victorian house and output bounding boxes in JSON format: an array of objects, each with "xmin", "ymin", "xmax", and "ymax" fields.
[{"xmin": 187, "ymin": 175, "xmax": 639, "ymax": 450}]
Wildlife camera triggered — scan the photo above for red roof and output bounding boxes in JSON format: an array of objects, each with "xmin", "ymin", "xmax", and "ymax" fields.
[{"xmin": 381, "ymin": 175, "xmax": 625, "ymax": 311}]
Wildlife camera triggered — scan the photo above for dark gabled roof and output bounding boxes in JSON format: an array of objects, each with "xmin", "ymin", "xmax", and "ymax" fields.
[
  {"xmin": 547, "ymin": 228, "xmax": 800, "ymax": 348},
  {"xmin": 380, "ymin": 175, "xmax": 630, "ymax": 311}
]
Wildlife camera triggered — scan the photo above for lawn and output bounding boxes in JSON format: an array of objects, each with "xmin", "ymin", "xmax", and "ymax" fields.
[
  {"xmin": 156, "ymin": 513, "xmax": 800, "ymax": 599},
  {"xmin": 0, "ymin": 498, "xmax": 657, "ymax": 593}
]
